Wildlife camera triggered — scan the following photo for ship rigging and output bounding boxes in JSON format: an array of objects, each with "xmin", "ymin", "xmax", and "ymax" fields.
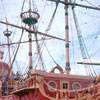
[{"xmin": 0, "ymin": 0, "xmax": 100, "ymax": 100}]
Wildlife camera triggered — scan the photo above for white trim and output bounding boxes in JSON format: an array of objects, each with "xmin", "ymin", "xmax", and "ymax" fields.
[
  {"xmin": 72, "ymin": 82, "xmax": 81, "ymax": 90},
  {"xmin": 48, "ymin": 80, "xmax": 57, "ymax": 92}
]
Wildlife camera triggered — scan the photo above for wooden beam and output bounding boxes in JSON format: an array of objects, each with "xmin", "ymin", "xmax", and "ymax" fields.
[
  {"xmin": 0, "ymin": 38, "xmax": 51, "ymax": 46},
  {"xmin": 77, "ymin": 62, "xmax": 100, "ymax": 65},
  {"xmin": 48, "ymin": 0, "xmax": 100, "ymax": 11},
  {"xmin": 0, "ymin": 21, "xmax": 65, "ymax": 41}
]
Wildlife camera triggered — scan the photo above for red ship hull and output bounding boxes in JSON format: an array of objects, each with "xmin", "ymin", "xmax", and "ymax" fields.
[{"xmin": 1, "ymin": 69, "xmax": 100, "ymax": 100}]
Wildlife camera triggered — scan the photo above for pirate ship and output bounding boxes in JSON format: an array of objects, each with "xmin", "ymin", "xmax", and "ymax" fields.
[{"xmin": 0, "ymin": 0, "xmax": 100, "ymax": 100}]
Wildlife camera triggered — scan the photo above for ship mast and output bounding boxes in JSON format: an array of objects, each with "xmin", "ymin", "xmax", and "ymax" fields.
[
  {"xmin": 28, "ymin": 0, "xmax": 32, "ymax": 71},
  {"xmin": 3, "ymin": 29, "xmax": 12, "ymax": 75},
  {"xmin": 48, "ymin": 0, "xmax": 100, "ymax": 75},
  {"xmin": 65, "ymin": 0, "xmax": 71, "ymax": 74},
  {"xmin": 20, "ymin": 0, "xmax": 40, "ymax": 73}
]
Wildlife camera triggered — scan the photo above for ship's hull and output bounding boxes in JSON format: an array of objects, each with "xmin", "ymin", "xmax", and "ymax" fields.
[
  {"xmin": 1, "ymin": 69, "xmax": 100, "ymax": 100},
  {"xmin": 1, "ymin": 88, "xmax": 100, "ymax": 100}
]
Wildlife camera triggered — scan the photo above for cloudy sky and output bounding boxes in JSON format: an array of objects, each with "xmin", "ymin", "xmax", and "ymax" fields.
[{"xmin": 0, "ymin": 0, "xmax": 100, "ymax": 76}]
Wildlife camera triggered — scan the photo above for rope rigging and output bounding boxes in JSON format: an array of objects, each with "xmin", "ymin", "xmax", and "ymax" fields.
[
  {"xmin": 71, "ymin": 10, "xmax": 92, "ymax": 76},
  {"xmin": 88, "ymin": 25, "xmax": 100, "ymax": 52},
  {"xmin": 22, "ymin": 56, "xmax": 29, "ymax": 74},
  {"xmin": 34, "ymin": 26, "xmax": 46, "ymax": 71},
  {"xmin": 44, "ymin": 41, "xmax": 58, "ymax": 66},
  {"xmin": 73, "ymin": 4, "xmax": 100, "ymax": 64},
  {"xmin": 0, "ymin": 0, "xmax": 23, "ymax": 75},
  {"xmin": 72, "ymin": 7, "xmax": 97, "ymax": 76},
  {"xmin": 8, "ymin": 27, "xmax": 25, "ymax": 76},
  {"xmin": 69, "ymin": 9, "xmax": 76, "ymax": 72},
  {"xmin": 0, "ymin": 0, "xmax": 99, "ymax": 76},
  {"xmin": 83, "ymin": 0, "xmax": 100, "ymax": 8},
  {"xmin": 41, "ymin": 0, "xmax": 60, "ymax": 59},
  {"xmin": 0, "ymin": 0, "xmax": 8, "ymax": 22},
  {"xmin": 33, "ymin": 2, "xmax": 51, "ymax": 70},
  {"xmin": 0, "ymin": 0, "xmax": 64, "ymax": 72},
  {"xmin": 45, "ymin": 0, "xmax": 60, "ymax": 33},
  {"xmin": 21, "ymin": 0, "xmax": 26, "ymax": 13},
  {"xmin": 33, "ymin": 1, "xmax": 60, "ymax": 70}
]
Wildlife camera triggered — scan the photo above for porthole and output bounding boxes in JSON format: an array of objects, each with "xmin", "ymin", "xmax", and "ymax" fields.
[
  {"xmin": 72, "ymin": 82, "xmax": 81, "ymax": 90},
  {"xmin": 48, "ymin": 81, "xmax": 57, "ymax": 92}
]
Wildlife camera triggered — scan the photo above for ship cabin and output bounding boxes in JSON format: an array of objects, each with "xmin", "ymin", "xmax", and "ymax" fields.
[
  {"xmin": 0, "ymin": 64, "xmax": 100, "ymax": 100},
  {"xmin": 29, "ymin": 66, "xmax": 95, "ymax": 99}
]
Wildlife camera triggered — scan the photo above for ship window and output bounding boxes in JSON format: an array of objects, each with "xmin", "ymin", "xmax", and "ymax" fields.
[
  {"xmin": 48, "ymin": 81, "xmax": 57, "ymax": 92},
  {"xmin": 63, "ymin": 83, "xmax": 68, "ymax": 89},
  {"xmin": 73, "ymin": 82, "xmax": 81, "ymax": 90},
  {"xmin": 49, "ymin": 82, "xmax": 56, "ymax": 88}
]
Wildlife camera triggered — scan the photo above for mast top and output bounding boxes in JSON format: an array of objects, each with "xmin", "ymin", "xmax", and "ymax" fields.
[
  {"xmin": 3, "ymin": 29, "xmax": 12, "ymax": 37},
  {"xmin": 21, "ymin": 0, "xmax": 40, "ymax": 25},
  {"xmin": 20, "ymin": 11, "xmax": 40, "ymax": 25}
]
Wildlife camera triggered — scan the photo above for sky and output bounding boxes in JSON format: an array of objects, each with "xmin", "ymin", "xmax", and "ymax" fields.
[{"xmin": 0, "ymin": 0, "xmax": 100, "ymax": 76}]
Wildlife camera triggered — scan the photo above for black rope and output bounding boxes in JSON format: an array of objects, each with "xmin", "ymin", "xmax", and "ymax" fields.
[
  {"xmin": 84, "ymin": 0, "xmax": 100, "ymax": 8},
  {"xmin": 21, "ymin": 0, "xmax": 26, "ymax": 13},
  {"xmin": 34, "ymin": 32, "xmax": 45, "ymax": 71},
  {"xmin": 34, "ymin": 1, "xmax": 60, "ymax": 69},
  {"xmin": 72, "ymin": 7, "xmax": 97, "ymax": 76},
  {"xmin": 72, "ymin": 8, "xmax": 93, "ymax": 76},
  {"xmin": 44, "ymin": 42, "xmax": 58, "ymax": 66},
  {"xmin": 11, "ymin": 29, "xmax": 24, "ymax": 65},
  {"xmin": 33, "ymin": 1, "xmax": 60, "ymax": 70},
  {"xmin": 45, "ymin": 0, "xmax": 60, "ymax": 32},
  {"xmin": 8, "ymin": 26, "xmax": 25, "ymax": 76}
]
